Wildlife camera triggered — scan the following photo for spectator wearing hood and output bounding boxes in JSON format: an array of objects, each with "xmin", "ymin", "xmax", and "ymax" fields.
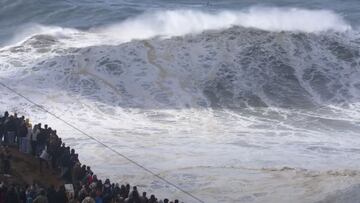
[{"xmin": 103, "ymin": 179, "xmax": 112, "ymax": 203}]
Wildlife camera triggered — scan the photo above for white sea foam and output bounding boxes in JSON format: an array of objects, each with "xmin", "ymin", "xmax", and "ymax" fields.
[
  {"xmin": 2, "ymin": 7, "xmax": 353, "ymax": 48},
  {"xmin": 96, "ymin": 7, "xmax": 351, "ymax": 41},
  {"xmin": 3, "ymin": 23, "xmax": 81, "ymax": 47}
]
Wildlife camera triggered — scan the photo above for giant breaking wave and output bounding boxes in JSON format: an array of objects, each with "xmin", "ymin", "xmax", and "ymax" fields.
[
  {"xmin": 1, "ymin": 7, "xmax": 360, "ymax": 203},
  {"xmin": 0, "ymin": 8, "xmax": 359, "ymax": 110}
]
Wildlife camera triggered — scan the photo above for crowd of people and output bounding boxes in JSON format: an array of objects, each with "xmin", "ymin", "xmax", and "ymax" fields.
[{"xmin": 0, "ymin": 111, "xmax": 181, "ymax": 203}]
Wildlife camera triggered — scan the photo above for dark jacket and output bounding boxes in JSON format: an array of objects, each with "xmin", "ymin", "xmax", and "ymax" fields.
[{"xmin": 55, "ymin": 189, "xmax": 68, "ymax": 203}]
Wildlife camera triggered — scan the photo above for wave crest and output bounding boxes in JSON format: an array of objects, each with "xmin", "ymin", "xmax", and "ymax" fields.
[
  {"xmin": 2, "ymin": 7, "xmax": 352, "ymax": 48},
  {"xmin": 96, "ymin": 7, "xmax": 352, "ymax": 42}
]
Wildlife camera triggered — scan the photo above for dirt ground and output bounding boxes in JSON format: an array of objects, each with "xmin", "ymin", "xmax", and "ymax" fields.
[{"xmin": 0, "ymin": 146, "xmax": 64, "ymax": 187}]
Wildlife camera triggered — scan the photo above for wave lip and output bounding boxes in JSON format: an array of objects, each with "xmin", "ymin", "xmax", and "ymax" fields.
[
  {"xmin": 1, "ymin": 7, "xmax": 353, "ymax": 48},
  {"xmin": 95, "ymin": 7, "xmax": 352, "ymax": 42},
  {"xmin": 235, "ymin": 7, "xmax": 351, "ymax": 33}
]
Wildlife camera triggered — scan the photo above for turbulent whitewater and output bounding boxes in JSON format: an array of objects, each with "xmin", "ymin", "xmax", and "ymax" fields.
[{"xmin": 1, "ymin": 3, "xmax": 360, "ymax": 203}]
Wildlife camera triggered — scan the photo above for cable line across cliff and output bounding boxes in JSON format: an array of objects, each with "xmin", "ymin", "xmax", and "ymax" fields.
[{"xmin": 0, "ymin": 80, "xmax": 205, "ymax": 203}]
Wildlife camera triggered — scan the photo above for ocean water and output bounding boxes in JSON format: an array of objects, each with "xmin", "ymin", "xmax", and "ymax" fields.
[{"xmin": 1, "ymin": 0, "xmax": 360, "ymax": 202}]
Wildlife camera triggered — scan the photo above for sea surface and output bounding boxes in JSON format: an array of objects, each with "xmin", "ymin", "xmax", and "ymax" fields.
[{"xmin": 1, "ymin": 0, "xmax": 360, "ymax": 202}]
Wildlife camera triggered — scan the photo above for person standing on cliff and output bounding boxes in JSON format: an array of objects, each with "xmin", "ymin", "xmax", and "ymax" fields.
[
  {"xmin": 25, "ymin": 119, "xmax": 33, "ymax": 154},
  {"xmin": 0, "ymin": 111, "xmax": 9, "ymax": 143},
  {"xmin": 4, "ymin": 115, "xmax": 16, "ymax": 145},
  {"xmin": 18, "ymin": 120, "xmax": 28, "ymax": 153},
  {"xmin": 31, "ymin": 124, "xmax": 41, "ymax": 156},
  {"xmin": 1, "ymin": 146, "xmax": 11, "ymax": 175},
  {"xmin": 39, "ymin": 147, "xmax": 50, "ymax": 173}
]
